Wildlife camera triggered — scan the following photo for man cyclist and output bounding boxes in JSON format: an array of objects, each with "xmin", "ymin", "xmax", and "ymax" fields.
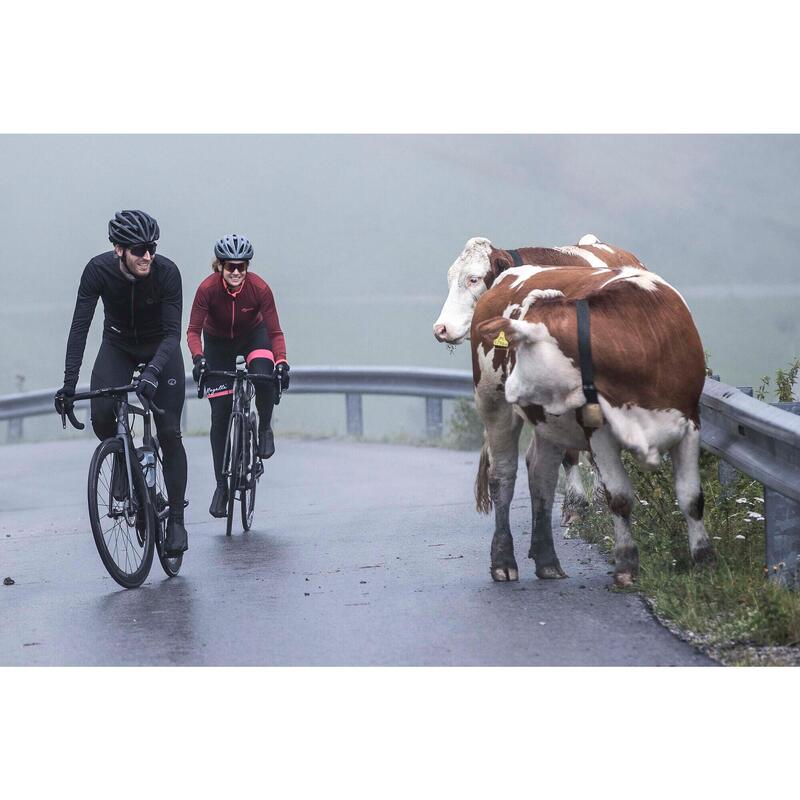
[{"xmin": 55, "ymin": 210, "xmax": 189, "ymax": 556}]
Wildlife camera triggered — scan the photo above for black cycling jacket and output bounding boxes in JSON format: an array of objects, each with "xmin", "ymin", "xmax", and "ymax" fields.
[{"xmin": 63, "ymin": 251, "xmax": 183, "ymax": 388}]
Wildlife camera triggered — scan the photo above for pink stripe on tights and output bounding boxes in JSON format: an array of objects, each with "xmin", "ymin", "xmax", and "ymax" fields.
[{"xmin": 247, "ymin": 349, "xmax": 274, "ymax": 365}]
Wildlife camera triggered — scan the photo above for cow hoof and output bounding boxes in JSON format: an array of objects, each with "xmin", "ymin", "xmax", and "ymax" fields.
[
  {"xmin": 613, "ymin": 571, "xmax": 636, "ymax": 588},
  {"xmin": 535, "ymin": 564, "xmax": 567, "ymax": 580},
  {"xmin": 692, "ymin": 544, "xmax": 716, "ymax": 567},
  {"xmin": 491, "ymin": 566, "xmax": 519, "ymax": 582}
]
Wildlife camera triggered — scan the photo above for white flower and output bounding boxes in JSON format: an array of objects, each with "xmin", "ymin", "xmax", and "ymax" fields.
[
  {"xmin": 754, "ymin": 497, "xmax": 764, "ymax": 503},
  {"xmin": 713, "ymin": 536, "xmax": 722, "ymax": 540},
  {"xmin": 735, "ymin": 534, "xmax": 746, "ymax": 540},
  {"xmin": 746, "ymin": 511, "xmax": 765, "ymax": 522},
  {"xmin": 735, "ymin": 498, "xmax": 749, "ymax": 504},
  {"xmin": 640, "ymin": 500, "xmax": 649, "ymax": 506}
]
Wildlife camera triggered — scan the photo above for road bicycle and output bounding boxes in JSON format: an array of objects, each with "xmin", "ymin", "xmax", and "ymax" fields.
[
  {"xmin": 198, "ymin": 355, "xmax": 282, "ymax": 537},
  {"xmin": 56, "ymin": 370, "xmax": 183, "ymax": 588}
]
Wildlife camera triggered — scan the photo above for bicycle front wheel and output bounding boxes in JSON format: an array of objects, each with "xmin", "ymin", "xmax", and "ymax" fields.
[
  {"xmin": 88, "ymin": 438, "xmax": 154, "ymax": 588},
  {"xmin": 241, "ymin": 413, "xmax": 258, "ymax": 531},
  {"xmin": 226, "ymin": 415, "xmax": 242, "ymax": 537},
  {"xmin": 151, "ymin": 443, "xmax": 182, "ymax": 577}
]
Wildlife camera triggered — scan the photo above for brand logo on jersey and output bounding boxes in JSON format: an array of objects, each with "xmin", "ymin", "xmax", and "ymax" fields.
[
  {"xmin": 146, "ymin": 297, "xmax": 155, "ymax": 304},
  {"xmin": 168, "ymin": 378, "xmax": 177, "ymax": 386},
  {"xmin": 242, "ymin": 307, "xmax": 255, "ymax": 312}
]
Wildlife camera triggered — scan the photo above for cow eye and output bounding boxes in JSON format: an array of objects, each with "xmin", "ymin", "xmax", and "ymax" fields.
[{"xmin": 468, "ymin": 276, "xmax": 481, "ymax": 286}]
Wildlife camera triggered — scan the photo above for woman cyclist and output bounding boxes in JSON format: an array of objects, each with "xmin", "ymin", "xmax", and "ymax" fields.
[{"xmin": 187, "ymin": 234, "xmax": 290, "ymax": 518}]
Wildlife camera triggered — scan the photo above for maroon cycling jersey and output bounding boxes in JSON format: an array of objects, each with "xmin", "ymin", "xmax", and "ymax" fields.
[{"xmin": 187, "ymin": 271, "xmax": 287, "ymax": 362}]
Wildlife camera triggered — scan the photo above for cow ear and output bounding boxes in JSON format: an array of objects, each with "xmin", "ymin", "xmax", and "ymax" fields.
[
  {"xmin": 475, "ymin": 316, "xmax": 512, "ymax": 349},
  {"xmin": 492, "ymin": 255, "xmax": 512, "ymax": 276}
]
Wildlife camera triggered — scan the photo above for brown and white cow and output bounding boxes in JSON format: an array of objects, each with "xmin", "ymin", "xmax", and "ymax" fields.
[
  {"xmin": 433, "ymin": 234, "xmax": 647, "ymax": 533},
  {"xmin": 475, "ymin": 266, "xmax": 714, "ymax": 586}
]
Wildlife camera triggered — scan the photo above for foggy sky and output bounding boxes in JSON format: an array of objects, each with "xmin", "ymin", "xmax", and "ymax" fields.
[{"xmin": 1, "ymin": 135, "xmax": 799, "ymax": 396}]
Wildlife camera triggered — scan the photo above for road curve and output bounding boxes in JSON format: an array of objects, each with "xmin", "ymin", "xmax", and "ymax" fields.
[{"xmin": 0, "ymin": 437, "xmax": 714, "ymax": 666}]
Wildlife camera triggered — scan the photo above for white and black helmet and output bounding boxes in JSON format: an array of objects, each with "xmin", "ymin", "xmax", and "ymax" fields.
[
  {"xmin": 108, "ymin": 209, "xmax": 160, "ymax": 245},
  {"xmin": 214, "ymin": 234, "xmax": 253, "ymax": 261}
]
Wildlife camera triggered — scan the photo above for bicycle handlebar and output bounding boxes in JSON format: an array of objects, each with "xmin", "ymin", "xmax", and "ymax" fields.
[
  {"xmin": 196, "ymin": 367, "xmax": 282, "ymax": 403},
  {"xmin": 57, "ymin": 383, "xmax": 164, "ymax": 431}
]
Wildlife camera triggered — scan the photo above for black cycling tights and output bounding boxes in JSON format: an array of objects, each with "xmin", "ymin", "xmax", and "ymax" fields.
[
  {"xmin": 204, "ymin": 330, "xmax": 275, "ymax": 488},
  {"xmin": 90, "ymin": 338, "xmax": 187, "ymax": 510}
]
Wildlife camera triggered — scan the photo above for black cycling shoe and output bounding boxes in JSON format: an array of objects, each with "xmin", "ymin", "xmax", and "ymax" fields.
[
  {"xmin": 257, "ymin": 427, "xmax": 275, "ymax": 459},
  {"xmin": 111, "ymin": 454, "xmax": 127, "ymax": 501},
  {"xmin": 165, "ymin": 512, "xmax": 188, "ymax": 556},
  {"xmin": 209, "ymin": 486, "xmax": 228, "ymax": 518}
]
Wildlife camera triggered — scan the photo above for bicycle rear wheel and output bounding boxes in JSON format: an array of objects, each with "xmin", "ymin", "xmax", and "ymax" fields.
[
  {"xmin": 88, "ymin": 438, "xmax": 154, "ymax": 588},
  {"xmin": 241, "ymin": 413, "xmax": 258, "ymax": 531},
  {"xmin": 150, "ymin": 443, "xmax": 182, "ymax": 577},
  {"xmin": 226, "ymin": 415, "xmax": 242, "ymax": 537}
]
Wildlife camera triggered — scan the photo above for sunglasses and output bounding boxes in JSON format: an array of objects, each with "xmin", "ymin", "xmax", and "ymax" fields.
[
  {"xmin": 222, "ymin": 262, "xmax": 247, "ymax": 274},
  {"xmin": 127, "ymin": 242, "xmax": 157, "ymax": 257}
]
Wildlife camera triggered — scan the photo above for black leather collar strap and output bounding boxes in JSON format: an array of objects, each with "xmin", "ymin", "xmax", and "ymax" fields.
[
  {"xmin": 576, "ymin": 299, "xmax": 598, "ymax": 405},
  {"xmin": 507, "ymin": 249, "xmax": 524, "ymax": 267}
]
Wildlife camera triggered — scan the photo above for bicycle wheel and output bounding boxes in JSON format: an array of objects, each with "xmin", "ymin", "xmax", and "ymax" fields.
[
  {"xmin": 241, "ymin": 413, "xmax": 258, "ymax": 531},
  {"xmin": 150, "ymin": 443, "xmax": 182, "ymax": 577},
  {"xmin": 225, "ymin": 414, "xmax": 242, "ymax": 537},
  {"xmin": 88, "ymin": 438, "xmax": 154, "ymax": 589}
]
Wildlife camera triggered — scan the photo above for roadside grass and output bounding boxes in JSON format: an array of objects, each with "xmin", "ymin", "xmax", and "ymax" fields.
[{"xmin": 569, "ymin": 451, "xmax": 800, "ymax": 663}]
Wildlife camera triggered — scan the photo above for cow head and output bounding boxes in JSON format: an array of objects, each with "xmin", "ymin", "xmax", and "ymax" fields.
[
  {"xmin": 476, "ymin": 314, "xmax": 583, "ymax": 414},
  {"xmin": 433, "ymin": 237, "xmax": 513, "ymax": 344}
]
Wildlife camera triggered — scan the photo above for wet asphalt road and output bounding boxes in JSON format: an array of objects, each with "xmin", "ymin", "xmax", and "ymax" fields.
[{"xmin": 0, "ymin": 436, "xmax": 715, "ymax": 666}]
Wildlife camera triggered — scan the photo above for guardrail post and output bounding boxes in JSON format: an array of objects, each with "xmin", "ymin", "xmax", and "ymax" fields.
[
  {"xmin": 7, "ymin": 417, "xmax": 22, "ymax": 443},
  {"xmin": 765, "ymin": 488, "xmax": 800, "ymax": 589},
  {"xmin": 345, "ymin": 393, "xmax": 363, "ymax": 437},
  {"xmin": 764, "ymin": 401, "xmax": 800, "ymax": 589},
  {"xmin": 7, "ymin": 374, "xmax": 24, "ymax": 442},
  {"xmin": 426, "ymin": 397, "xmax": 443, "ymax": 439}
]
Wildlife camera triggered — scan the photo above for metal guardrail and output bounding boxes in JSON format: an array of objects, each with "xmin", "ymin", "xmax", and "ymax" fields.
[
  {"xmin": 0, "ymin": 366, "xmax": 475, "ymax": 441},
  {"xmin": 2, "ymin": 368, "xmax": 799, "ymax": 586}
]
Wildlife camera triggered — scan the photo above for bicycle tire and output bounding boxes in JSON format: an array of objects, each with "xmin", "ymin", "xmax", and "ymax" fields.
[
  {"xmin": 241, "ymin": 413, "xmax": 257, "ymax": 531},
  {"xmin": 88, "ymin": 438, "xmax": 154, "ymax": 589},
  {"xmin": 226, "ymin": 414, "xmax": 242, "ymax": 537},
  {"xmin": 150, "ymin": 443, "xmax": 182, "ymax": 577}
]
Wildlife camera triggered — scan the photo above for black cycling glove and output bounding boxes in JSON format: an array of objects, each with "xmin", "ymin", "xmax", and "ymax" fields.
[
  {"xmin": 276, "ymin": 361, "xmax": 290, "ymax": 391},
  {"xmin": 136, "ymin": 364, "xmax": 160, "ymax": 403},
  {"xmin": 192, "ymin": 354, "xmax": 207, "ymax": 384},
  {"xmin": 54, "ymin": 384, "xmax": 75, "ymax": 415}
]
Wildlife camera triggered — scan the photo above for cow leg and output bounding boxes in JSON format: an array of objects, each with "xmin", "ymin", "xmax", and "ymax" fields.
[
  {"xmin": 477, "ymin": 395, "xmax": 523, "ymax": 582},
  {"xmin": 589, "ymin": 428, "xmax": 638, "ymax": 587},
  {"xmin": 527, "ymin": 436, "xmax": 567, "ymax": 579},
  {"xmin": 561, "ymin": 448, "xmax": 589, "ymax": 525},
  {"xmin": 670, "ymin": 424, "xmax": 714, "ymax": 565}
]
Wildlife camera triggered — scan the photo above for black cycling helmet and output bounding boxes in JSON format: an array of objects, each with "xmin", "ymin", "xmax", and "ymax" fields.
[
  {"xmin": 108, "ymin": 210, "xmax": 160, "ymax": 246},
  {"xmin": 214, "ymin": 234, "xmax": 253, "ymax": 261}
]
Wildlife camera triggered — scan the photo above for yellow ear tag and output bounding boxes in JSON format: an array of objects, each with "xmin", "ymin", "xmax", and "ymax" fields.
[{"xmin": 492, "ymin": 330, "xmax": 509, "ymax": 348}]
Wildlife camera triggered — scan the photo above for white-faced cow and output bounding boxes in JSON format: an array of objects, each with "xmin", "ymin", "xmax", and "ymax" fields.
[
  {"xmin": 474, "ymin": 266, "xmax": 714, "ymax": 587},
  {"xmin": 433, "ymin": 234, "xmax": 647, "ymax": 533}
]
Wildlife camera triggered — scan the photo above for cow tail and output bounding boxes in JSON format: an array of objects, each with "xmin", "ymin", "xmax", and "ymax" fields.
[{"xmin": 475, "ymin": 439, "xmax": 492, "ymax": 514}]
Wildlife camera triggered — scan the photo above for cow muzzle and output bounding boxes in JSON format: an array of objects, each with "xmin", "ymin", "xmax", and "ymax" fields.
[{"xmin": 433, "ymin": 323, "xmax": 467, "ymax": 344}]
